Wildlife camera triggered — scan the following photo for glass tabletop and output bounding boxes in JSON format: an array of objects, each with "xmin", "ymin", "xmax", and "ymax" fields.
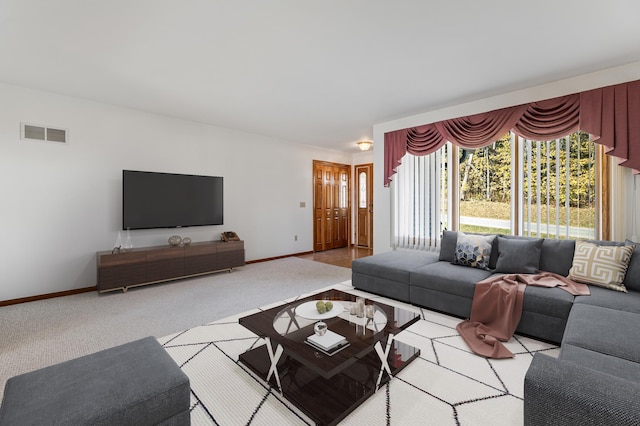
[
  {"xmin": 272, "ymin": 299, "xmax": 389, "ymax": 339},
  {"xmin": 239, "ymin": 289, "xmax": 421, "ymax": 377}
]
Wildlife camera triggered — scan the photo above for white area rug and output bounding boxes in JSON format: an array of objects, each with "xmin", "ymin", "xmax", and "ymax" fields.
[{"xmin": 158, "ymin": 282, "xmax": 559, "ymax": 425}]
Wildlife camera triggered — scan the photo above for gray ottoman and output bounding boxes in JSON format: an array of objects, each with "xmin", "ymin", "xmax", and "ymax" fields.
[{"xmin": 0, "ymin": 336, "xmax": 190, "ymax": 426}]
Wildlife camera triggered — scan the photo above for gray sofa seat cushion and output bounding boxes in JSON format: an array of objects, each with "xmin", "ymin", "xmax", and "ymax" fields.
[
  {"xmin": 573, "ymin": 286, "xmax": 640, "ymax": 314},
  {"xmin": 352, "ymin": 250, "xmax": 439, "ymax": 283},
  {"xmin": 525, "ymin": 353, "xmax": 640, "ymax": 426},
  {"xmin": 520, "ymin": 284, "xmax": 575, "ymax": 319},
  {"xmin": 560, "ymin": 343, "xmax": 640, "ymax": 382},
  {"xmin": 410, "ymin": 261, "xmax": 493, "ymax": 299},
  {"xmin": 539, "ymin": 238, "xmax": 576, "ymax": 276},
  {"xmin": 563, "ymin": 304, "xmax": 640, "ymax": 364}
]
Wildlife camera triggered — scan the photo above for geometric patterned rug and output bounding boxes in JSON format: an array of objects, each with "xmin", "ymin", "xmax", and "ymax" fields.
[{"xmin": 158, "ymin": 281, "xmax": 559, "ymax": 425}]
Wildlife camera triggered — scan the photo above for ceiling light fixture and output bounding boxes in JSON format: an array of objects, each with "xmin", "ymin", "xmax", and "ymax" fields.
[{"xmin": 357, "ymin": 140, "xmax": 373, "ymax": 151}]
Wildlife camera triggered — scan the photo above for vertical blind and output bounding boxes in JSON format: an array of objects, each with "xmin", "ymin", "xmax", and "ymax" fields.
[{"xmin": 391, "ymin": 150, "xmax": 444, "ymax": 251}]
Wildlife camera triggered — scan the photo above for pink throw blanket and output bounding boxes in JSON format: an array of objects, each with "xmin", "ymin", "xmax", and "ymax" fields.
[{"xmin": 456, "ymin": 272, "xmax": 590, "ymax": 359}]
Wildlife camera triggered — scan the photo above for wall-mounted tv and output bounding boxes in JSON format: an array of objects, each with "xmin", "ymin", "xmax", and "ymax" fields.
[{"xmin": 122, "ymin": 170, "xmax": 223, "ymax": 230}]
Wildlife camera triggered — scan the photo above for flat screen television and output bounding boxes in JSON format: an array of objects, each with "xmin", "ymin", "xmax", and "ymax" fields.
[{"xmin": 122, "ymin": 170, "xmax": 223, "ymax": 230}]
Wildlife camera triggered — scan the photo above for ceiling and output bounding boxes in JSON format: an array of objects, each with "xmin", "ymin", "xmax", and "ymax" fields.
[{"xmin": 2, "ymin": 1, "xmax": 640, "ymax": 153}]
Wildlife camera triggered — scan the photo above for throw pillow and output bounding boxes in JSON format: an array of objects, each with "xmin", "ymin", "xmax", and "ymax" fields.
[
  {"xmin": 439, "ymin": 230, "xmax": 458, "ymax": 262},
  {"xmin": 538, "ymin": 239, "xmax": 576, "ymax": 276},
  {"xmin": 452, "ymin": 233, "xmax": 495, "ymax": 270},
  {"xmin": 568, "ymin": 241, "xmax": 635, "ymax": 292},
  {"xmin": 495, "ymin": 237, "xmax": 543, "ymax": 274}
]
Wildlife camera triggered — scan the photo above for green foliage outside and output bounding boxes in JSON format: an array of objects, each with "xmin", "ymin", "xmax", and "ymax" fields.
[
  {"xmin": 460, "ymin": 132, "xmax": 595, "ymax": 207},
  {"xmin": 457, "ymin": 132, "xmax": 596, "ymax": 232}
]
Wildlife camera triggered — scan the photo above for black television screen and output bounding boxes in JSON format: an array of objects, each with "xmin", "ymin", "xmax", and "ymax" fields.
[{"xmin": 122, "ymin": 170, "xmax": 223, "ymax": 230}]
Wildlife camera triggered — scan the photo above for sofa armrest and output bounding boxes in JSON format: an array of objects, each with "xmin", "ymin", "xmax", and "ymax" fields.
[{"xmin": 524, "ymin": 353, "xmax": 640, "ymax": 426}]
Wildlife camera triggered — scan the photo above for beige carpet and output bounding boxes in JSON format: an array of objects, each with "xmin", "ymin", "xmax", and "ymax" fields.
[{"xmin": 0, "ymin": 257, "xmax": 351, "ymax": 401}]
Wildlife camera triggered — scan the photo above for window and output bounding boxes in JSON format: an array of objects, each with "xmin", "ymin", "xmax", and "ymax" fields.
[
  {"xmin": 391, "ymin": 131, "xmax": 600, "ymax": 249},
  {"xmin": 359, "ymin": 172, "xmax": 367, "ymax": 209},
  {"xmin": 519, "ymin": 132, "xmax": 596, "ymax": 239},
  {"xmin": 459, "ymin": 134, "xmax": 512, "ymax": 236}
]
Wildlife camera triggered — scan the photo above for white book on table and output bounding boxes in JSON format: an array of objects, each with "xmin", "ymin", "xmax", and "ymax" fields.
[{"xmin": 306, "ymin": 330, "xmax": 347, "ymax": 351}]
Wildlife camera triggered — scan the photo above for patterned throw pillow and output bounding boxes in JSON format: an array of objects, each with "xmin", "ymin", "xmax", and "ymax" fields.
[
  {"xmin": 568, "ymin": 241, "xmax": 635, "ymax": 292},
  {"xmin": 452, "ymin": 233, "xmax": 495, "ymax": 270}
]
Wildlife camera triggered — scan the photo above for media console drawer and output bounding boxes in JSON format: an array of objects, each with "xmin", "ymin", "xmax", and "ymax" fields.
[{"xmin": 96, "ymin": 240, "xmax": 244, "ymax": 293}]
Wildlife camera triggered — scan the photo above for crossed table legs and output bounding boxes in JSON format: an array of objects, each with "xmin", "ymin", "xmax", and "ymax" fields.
[{"xmin": 261, "ymin": 333, "xmax": 395, "ymax": 394}]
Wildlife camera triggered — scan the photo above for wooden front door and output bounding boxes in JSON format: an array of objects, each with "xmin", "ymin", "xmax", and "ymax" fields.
[
  {"xmin": 314, "ymin": 161, "xmax": 350, "ymax": 252},
  {"xmin": 355, "ymin": 163, "xmax": 373, "ymax": 248}
]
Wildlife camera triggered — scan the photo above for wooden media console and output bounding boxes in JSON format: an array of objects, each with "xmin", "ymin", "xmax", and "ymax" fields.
[{"xmin": 96, "ymin": 240, "xmax": 244, "ymax": 293}]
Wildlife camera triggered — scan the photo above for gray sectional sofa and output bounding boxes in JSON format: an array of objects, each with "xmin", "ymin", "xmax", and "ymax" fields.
[{"xmin": 352, "ymin": 231, "xmax": 640, "ymax": 425}]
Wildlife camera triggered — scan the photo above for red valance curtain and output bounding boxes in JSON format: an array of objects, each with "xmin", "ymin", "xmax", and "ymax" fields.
[{"xmin": 384, "ymin": 79, "xmax": 640, "ymax": 186}]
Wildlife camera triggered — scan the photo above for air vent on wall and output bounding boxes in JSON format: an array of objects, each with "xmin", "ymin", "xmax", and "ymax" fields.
[{"xmin": 21, "ymin": 123, "xmax": 68, "ymax": 143}]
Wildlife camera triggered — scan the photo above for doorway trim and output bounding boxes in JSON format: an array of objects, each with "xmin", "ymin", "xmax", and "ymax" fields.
[{"xmin": 355, "ymin": 163, "xmax": 373, "ymax": 248}]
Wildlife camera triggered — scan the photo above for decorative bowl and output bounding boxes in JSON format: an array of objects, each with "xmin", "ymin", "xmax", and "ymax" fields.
[{"xmin": 168, "ymin": 235, "xmax": 182, "ymax": 246}]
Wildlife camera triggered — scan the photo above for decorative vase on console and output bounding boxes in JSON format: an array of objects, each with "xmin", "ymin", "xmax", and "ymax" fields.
[
  {"xmin": 113, "ymin": 231, "xmax": 123, "ymax": 253},
  {"xmin": 123, "ymin": 228, "xmax": 133, "ymax": 250},
  {"xmin": 114, "ymin": 231, "xmax": 123, "ymax": 249}
]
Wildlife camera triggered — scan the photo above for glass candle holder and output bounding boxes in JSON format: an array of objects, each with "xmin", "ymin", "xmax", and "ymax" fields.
[
  {"xmin": 314, "ymin": 321, "xmax": 327, "ymax": 336},
  {"xmin": 349, "ymin": 302, "xmax": 357, "ymax": 316},
  {"xmin": 356, "ymin": 297, "xmax": 365, "ymax": 318},
  {"xmin": 365, "ymin": 304, "xmax": 375, "ymax": 319}
]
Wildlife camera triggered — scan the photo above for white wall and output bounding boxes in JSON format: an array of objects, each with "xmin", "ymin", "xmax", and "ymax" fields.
[
  {"xmin": 0, "ymin": 83, "xmax": 351, "ymax": 301},
  {"xmin": 373, "ymin": 61, "xmax": 640, "ymax": 254}
]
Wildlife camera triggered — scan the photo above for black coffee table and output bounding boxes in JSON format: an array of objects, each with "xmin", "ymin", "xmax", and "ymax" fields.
[{"xmin": 238, "ymin": 289, "xmax": 420, "ymax": 425}]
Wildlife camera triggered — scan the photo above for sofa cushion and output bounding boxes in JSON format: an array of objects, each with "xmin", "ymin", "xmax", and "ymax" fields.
[
  {"xmin": 573, "ymin": 285, "xmax": 640, "ymax": 314},
  {"xmin": 624, "ymin": 240, "xmax": 640, "ymax": 292},
  {"xmin": 568, "ymin": 241, "xmax": 634, "ymax": 292},
  {"xmin": 585, "ymin": 239, "xmax": 624, "ymax": 247},
  {"xmin": 352, "ymin": 250, "xmax": 439, "ymax": 283},
  {"xmin": 524, "ymin": 353, "xmax": 640, "ymax": 426},
  {"xmin": 519, "ymin": 284, "xmax": 576, "ymax": 319},
  {"xmin": 560, "ymin": 343, "xmax": 640, "ymax": 382},
  {"xmin": 539, "ymin": 238, "xmax": 576, "ymax": 276},
  {"xmin": 0, "ymin": 337, "xmax": 190, "ymax": 426},
  {"xmin": 411, "ymin": 262, "xmax": 493, "ymax": 299},
  {"xmin": 563, "ymin": 304, "xmax": 640, "ymax": 364},
  {"xmin": 439, "ymin": 230, "xmax": 458, "ymax": 262},
  {"xmin": 492, "ymin": 234, "xmax": 542, "ymax": 269},
  {"xmin": 452, "ymin": 233, "xmax": 495, "ymax": 270},
  {"xmin": 494, "ymin": 236, "xmax": 543, "ymax": 274}
]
